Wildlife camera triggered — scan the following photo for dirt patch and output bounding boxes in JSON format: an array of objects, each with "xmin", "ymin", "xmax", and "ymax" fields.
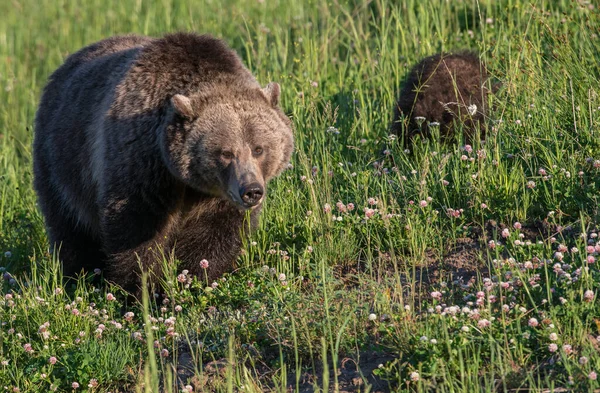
[
  {"xmin": 419, "ymin": 236, "xmax": 486, "ymax": 286},
  {"xmin": 173, "ymin": 348, "xmax": 396, "ymax": 393}
]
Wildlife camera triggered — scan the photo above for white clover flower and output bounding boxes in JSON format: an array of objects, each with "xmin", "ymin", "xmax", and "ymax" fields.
[{"xmin": 467, "ymin": 104, "xmax": 477, "ymax": 116}]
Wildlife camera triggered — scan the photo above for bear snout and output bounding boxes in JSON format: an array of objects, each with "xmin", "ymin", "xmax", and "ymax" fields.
[{"xmin": 240, "ymin": 182, "xmax": 264, "ymax": 207}]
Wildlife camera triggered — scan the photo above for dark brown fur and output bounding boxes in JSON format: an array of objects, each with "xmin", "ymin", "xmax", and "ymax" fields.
[
  {"xmin": 391, "ymin": 51, "xmax": 495, "ymax": 145},
  {"xmin": 33, "ymin": 32, "xmax": 293, "ymax": 292}
]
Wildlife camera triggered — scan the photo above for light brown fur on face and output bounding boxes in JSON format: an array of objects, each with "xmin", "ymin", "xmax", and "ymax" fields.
[
  {"xmin": 170, "ymin": 95, "xmax": 291, "ymax": 210},
  {"xmin": 33, "ymin": 32, "xmax": 294, "ymax": 293}
]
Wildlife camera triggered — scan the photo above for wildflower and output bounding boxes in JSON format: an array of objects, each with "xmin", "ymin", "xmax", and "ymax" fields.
[
  {"xmin": 502, "ymin": 228, "xmax": 510, "ymax": 238},
  {"xmin": 488, "ymin": 240, "xmax": 496, "ymax": 249},
  {"xmin": 88, "ymin": 379, "xmax": 98, "ymax": 388},
  {"xmin": 461, "ymin": 326, "xmax": 470, "ymax": 332},
  {"xmin": 588, "ymin": 255, "xmax": 595, "ymax": 264},
  {"xmin": 367, "ymin": 197, "xmax": 377, "ymax": 206},
  {"xmin": 549, "ymin": 333, "xmax": 558, "ymax": 341},
  {"xmin": 513, "ymin": 222, "xmax": 522, "ymax": 230},
  {"xmin": 200, "ymin": 259, "xmax": 209, "ymax": 269},
  {"xmin": 584, "ymin": 290, "xmax": 595, "ymax": 302},
  {"xmin": 528, "ymin": 318, "xmax": 539, "ymax": 328},
  {"xmin": 368, "ymin": 313, "xmax": 377, "ymax": 321},
  {"xmin": 124, "ymin": 312, "xmax": 134, "ymax": 322},
  {"xmin": 414, "ymin": 116, "xmax": 426, "ymax": 126},
  {"xmin": 72, "ymin": 382, "xmax": 80, "ymax": 389},
  {"xmin": 527, "ymin": 181, "xmax": 536, "ymax": 189},
  {"xmin": 557, "ymin": 244, "xmax": 568, "ymax": 252},
  {"xmin": 580, "ymin": 356, "xmax": 589, "ymax": 365},
  {"xmin": 161, "ymin": 349, "xmax": 169, "ymax": 357},
  {"xmin": 419, "ymin": 200, "xmax": 428, "ymax": 207},
  {"xmin": 323, "ymin": 203, "xmax": 331, "ymax": 213},
  {"xmin": 364, "ymin": 208, "xmax": 376, "ymax": 219},
  {"xmin": 589, "ymin": 371, "xmax": 597, "ymax": 381},
  {"xmin": 106, "ymin": 293, "xmax": 116, "ymax": 301},
  {"xmin": 49, "ymin": 356, "xmax": 57, "ymax": 365},
  {"xmin": 587, "ymin": 245, "xmax": 595, "ymax": 253},
  {"xmin": 410, "ymin": 371, "xmax": 420, "ymax": 382},
  {"xmin": 430, "ymin": 291, "xmax": 442, "ymax": 300},
  {"xmin": 478, "ymin": 319, "xmax": 491, "ymax": 328},
  {"xmin": 548, "ymin": 343, "xmax": 558, "ymax": 352},
  {"xmin": 278, "ymin": 273, "xmax": 286, "ymax": 281},
  {"xmin": 23, "ymin": 343, "xmax": 33, "ymax": 353}
]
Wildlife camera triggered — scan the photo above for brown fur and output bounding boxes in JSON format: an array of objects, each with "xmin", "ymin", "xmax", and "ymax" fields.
[
  {"xmin": 33, "ymin": 32, "xmax": 294, "ymax": 292},
  {"xmin": 391, "ymin": 51, "xmax": 495, "ymax": 145}
]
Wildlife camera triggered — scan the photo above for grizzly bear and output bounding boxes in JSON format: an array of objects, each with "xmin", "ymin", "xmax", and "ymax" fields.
[
  {"xmin": 391, "ymin": 51, "xmax": 495, "ymax": 146},
  {"xmin": 33, "ymin": 32, "xmax": 294, "ymax": 292}
]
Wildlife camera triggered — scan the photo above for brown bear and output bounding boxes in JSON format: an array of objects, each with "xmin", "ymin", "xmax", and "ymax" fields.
[
  {"xmin": 33, "ymin": 32, "xmax": 294, "ymax": 292},
  {"xmin": 391, "ymin": 51, "xmax": 495, "ymax": 146}
]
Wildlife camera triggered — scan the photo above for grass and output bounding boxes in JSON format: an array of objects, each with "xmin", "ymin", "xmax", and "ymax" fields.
[{"xmin": 1, "ymin": 0, "xmax": 600, "ymax": 391}]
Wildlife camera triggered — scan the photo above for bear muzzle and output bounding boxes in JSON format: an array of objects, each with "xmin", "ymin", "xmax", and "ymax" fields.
[{"xmin": 240, "ymin": 182, "xmax": 264, "ymax": 208}]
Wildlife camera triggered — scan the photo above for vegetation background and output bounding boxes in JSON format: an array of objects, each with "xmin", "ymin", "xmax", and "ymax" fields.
[{"xmin": 1, "ymin": 0, "xmax": 600, "ymax": 391}]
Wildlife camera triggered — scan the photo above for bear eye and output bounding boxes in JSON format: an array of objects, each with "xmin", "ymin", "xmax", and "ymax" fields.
[
  {"xmin": 221, "ymin": 151, "xmax": 234, "ymax": 160},
  {"xmin": 253, "ymin": 146, "xmax": 263, "ymax": 156}
]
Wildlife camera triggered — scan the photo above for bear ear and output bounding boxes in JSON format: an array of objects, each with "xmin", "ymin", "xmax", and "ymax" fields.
[
  {"xmin": 171, "ymin": 94, "xmax": 196, "ymax": 119},
  {"xmin": 262, "ymin": 82, "xmax": 280, "ymax": 107}
]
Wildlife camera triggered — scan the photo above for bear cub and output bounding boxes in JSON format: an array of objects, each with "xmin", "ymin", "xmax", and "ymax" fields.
[
  {"xmin": 33, "ymin": 32, "xmax": 294, "ymax": 292},
  {"xmin": 391, "ymin": 51, "xmax": 495, "ymax": 146}
]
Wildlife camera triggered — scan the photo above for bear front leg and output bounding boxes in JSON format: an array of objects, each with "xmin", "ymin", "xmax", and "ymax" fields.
[
  {"xmin": 100, "ymin": 195, "xmax": 181, "ymax": 294},
  {"xmin": 174, "ymin": 200, "xmax": 260, "ymax": 284}
]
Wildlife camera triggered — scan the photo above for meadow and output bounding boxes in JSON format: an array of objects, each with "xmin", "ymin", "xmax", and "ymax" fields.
[{"xmin": 1, "ymin": 0, "xmax": 600, "ymax": 391}]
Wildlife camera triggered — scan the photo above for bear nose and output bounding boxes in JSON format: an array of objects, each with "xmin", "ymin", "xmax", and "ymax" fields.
[{"xmin": 240, "ymin": 183, "xmax": 264, "ymax": 206}]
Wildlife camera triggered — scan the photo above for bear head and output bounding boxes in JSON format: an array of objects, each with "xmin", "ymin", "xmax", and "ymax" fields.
[{"xmin": 162, "ymin": 82, "xmax": 293, "ymax": 210}]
